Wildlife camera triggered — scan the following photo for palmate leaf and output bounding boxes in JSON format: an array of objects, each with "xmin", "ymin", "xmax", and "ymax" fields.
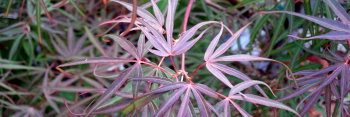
[
  {"xmin": 136, "ymin": 18, "xmax": 218, "ymax": 56},
  {"xmin": 202, "ymin": 23, "xmax": 284, "ymax": 97},
  {"xmin": 104, "ymin": 35, "xmax": 140, "ymax": 60},
  {"xmin": 204, "ymin": 24, "xmax": 249, "ymax": 88},
  {"xmin": 50, "ymin": 27, "xmax": 93, "ymax": 60},
  {"xmin": 42, "ymin": 69, "xmax": 60, "ymax": 113},
  {"xmin": 279, "ymin": 51, "xmax": 350, "ymax": 116},
  {"xmin": 136, "ymin": 19, "xmax": 171, "ymax": 53},
  {"xmin": 128, "ymin": 78, "xmax": 219, "ymax": 116},
  {"xmin": 113, "ymin": 0, "xmax": 219, "ymax": 57},
  {"xmin": 262, "ymin": 0, "xmax": 350, "ymax": 40},
  {"xmin": 172, "ymin": 22, "xmax": 215, "ymax": 55},
  {"xmin": 85, "ymin": 65, "xmax": 136, "ymax": 115}
]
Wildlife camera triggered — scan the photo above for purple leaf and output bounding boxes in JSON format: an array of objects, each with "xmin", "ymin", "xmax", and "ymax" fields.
[
  {"xmin": 341, "ymin": 65, "xmax": 349, "ymax": 97},
  {"xmin": 206, "ymin": 63, "xmax": 234, "ymax": 88},
  {"xmin": 138, "ymin": 19, "xmax": 169, "ymax": 51},
  {"xmin": 224, "ymin": 100, "xmax": 231, "ymax": 117},
  {"xmin": 322, "ymin": 0, "xmax": 350, "ymax": 25},
  {"xmin": 172, "ymin": 26, "xmax": 212, "ymax": 55},
  {"xmin": 210, "ymin": 63, "xmax": 268, "ymax": 97},
  {"xmin": 193, "ymin": 83, "xmax": 219, "ymax": 99},
  {"xmin": 229, "ymin": 80, "xmax": 275, "ymax": 97},
  {"xmin": 105, "ymin": 34, "xmax": 140, "ymax": 60},
  {"xmin": 230, "ymin": 94, "xmax": 299, "ymax": 115},
  {"xmin": 136, "ymin": 19, "xmax": 170, "ymax": 54},
  {"xmin": 148, "ymin": 49, "xmax": 169, "ymax": 57},
  {"xmin": 280, "ymin": 77, "xmax": 323, "ymax": 90},
  {"xmin": 210, "ymin": 63, "xmax": 251, "ymax": 80},
  {"xmin": 204, "ymin": 23, "xmax": 223, "ymax": 61},
  {"xmin": 175, "ymin": 21, "xmax": 218, "ymax": 53},
  {"xmin": 151, "ymin": 0, "xmax": 164, "ymax": 25},
  {"xmin": 278, "ymin": 83, "xmax": 318, "ymax": 101},
  {"xmin": 212, "ymin": 54, "xmax": 276, "ymax": 62},
  {"xmin": 92, "ymin": 101, "xmax": 130, "ymax": 115},
  {"xmin": 191, "ymin": 87, "xmax": 211, "ymax": 117},
  {"xmin": 85, "ymin": 65, "xmax": 136, "ymax": 116},
  {"xmin": 130, "ymin": 76, "xmax": 173, "ymax": 84},
  {"xmin": 294, "ymin": 64, "xmax": 339, "ymax": 81},
  {"xmin": 51, "ymin": 38, "xmax": 66, "ymax": 56},
  {"xmin": 42, "ymin": 69, "xmax": 60, "ymax": 113},
  {"xmin": 206, "ymin": 101, "xmax": 220, "ymax": 116},
  {"xmin": 261, "ymin": 11, "xmax": 350, "ymax": 32},
  {"xmin": 138, "ymin": 33, "xmax": 147, "ymax": 57},
  {"xmin": 111, "ymin": 0, "xmax": 160, "ymax": 26},
  {"xmin": 230, "ymin": 101, "xmax": 252, "ymax": 117},
  {"xmin": 58, "ymin": 57, "xmax": 135, "ymax": 67},
  {"xmin": 155, "ymin": 86, "xmax": 187, "ymax": 117},
  {"xmin": 330, "ymin": 82, "xmax": 340, "ymax": 99},
  {"xmin": 288, "ymin": 31, "xmax": 350, "ymax": 40},
  {"xmin": 165, "ymin": 0, "xmax": 178, "ymax": 46},
  {"xmin": 99, "ymin": 17, "xmax": 142, "ymax": 26},
  {"xmin": 177, "ymin": 88, "xmax": 191, "ymax": 117},
  {"xmin": 309, "ymin": 65, "xmax": 344, "ymax": 94},
  {"xmin": 67, "ymin": 27, "xmax": 74, "ymax": 51},
  {"xmin": 299, "ymin": 91, "xmax": 322, "ymax": 116},
  {"xmin": 209, "ymin": 23, "xmax": 250, "ymax": 59},
  {"xmin": 122, "ymin": 93, "xmax": 161, "ymax": 114},
  {"xmin": 144, "ymin": 83, "xmax": 186, "ymax": 95},
  {"xmin": 73, "ymin": 35, "xmax": 88, "ymax": 54}
]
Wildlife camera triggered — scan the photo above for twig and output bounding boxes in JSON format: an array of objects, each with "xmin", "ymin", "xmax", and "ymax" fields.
[
  {"xmin": 181, "ymin": 0, "xmax": 195, "ymax": 74},
  {"xmin": 120, "ymin": 0, "xmax": 137, "ymax": 37}
]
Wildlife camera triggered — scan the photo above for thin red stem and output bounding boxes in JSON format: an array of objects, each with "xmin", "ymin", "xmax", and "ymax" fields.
[
  {"xmin": 141, "ymin": 61, "xmax": 173, "ymax": 75},
  {"xmin": 180, "ymin": 0, "xmax": 195, "ymax": 75},
  {"xmin": 347, "ymin": 40, "xmax": 350, "ymax": 49},
  {"xmin": 157, "ymin": 57, "xmax": 165, "ymax": 66},
  {"xmin": 182, "ymin": 0, "xmax": 195, "ymax": 32},
  {"xmin": 217, "ymin": 92, "xmax": 228, "ymax": 99},
  {"xmin": 190, "ymin": 62, "xmax": 206, "ymax": 78},
  {"xmin": 169, "ymin": 56, "xmax": 178, "ymax": 73}
]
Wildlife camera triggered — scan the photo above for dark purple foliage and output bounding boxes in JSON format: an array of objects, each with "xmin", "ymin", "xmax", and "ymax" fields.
[{"xmin": 57, "ymin": 0, "xmax": 298, "ymax": 116}]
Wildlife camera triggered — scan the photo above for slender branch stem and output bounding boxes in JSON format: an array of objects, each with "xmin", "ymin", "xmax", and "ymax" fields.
[
  {"xmin": 180, "ymin": 0, "xmax": 195, "ymax": 73},
  {"xmin": 181, "ymin": 53, "xmax": 185, "ymax": 71},
  {"xmin": 190, "ymin": 62, "xmax": 206, "ymax": 79},
  {"xmin": 141, "ymin": 61, "xmax": 173, "ymax": 75},
  {"xmin": 182, "ymin": 0, "xmax": 195, "ymax": 32},
  {"xmin": 158, "ymin": 57, "xmax": 165, "ymax": 66},
  {"xmin": 347, "ymin": 40, "xmax": 350, "ymax": 49},
  {"xmin": 120, "ymin": 0, "xmax": 137, "ymax": 37},
  {"xmin": 169, "ymin": 56, "xmax": 178, "ymax": 73}
]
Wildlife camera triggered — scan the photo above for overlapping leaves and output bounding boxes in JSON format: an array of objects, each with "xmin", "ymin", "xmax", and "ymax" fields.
[
  {"xmin": 262, "ymin": 0, "xmax": 350, "ymax": 40},
  {"xmin": 280, "ymin": 52, "xmax": 350, "ymax": 116},
  {"xmin": 56, "ymin": 0, "xmax": 299, "ymax": 116}
]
